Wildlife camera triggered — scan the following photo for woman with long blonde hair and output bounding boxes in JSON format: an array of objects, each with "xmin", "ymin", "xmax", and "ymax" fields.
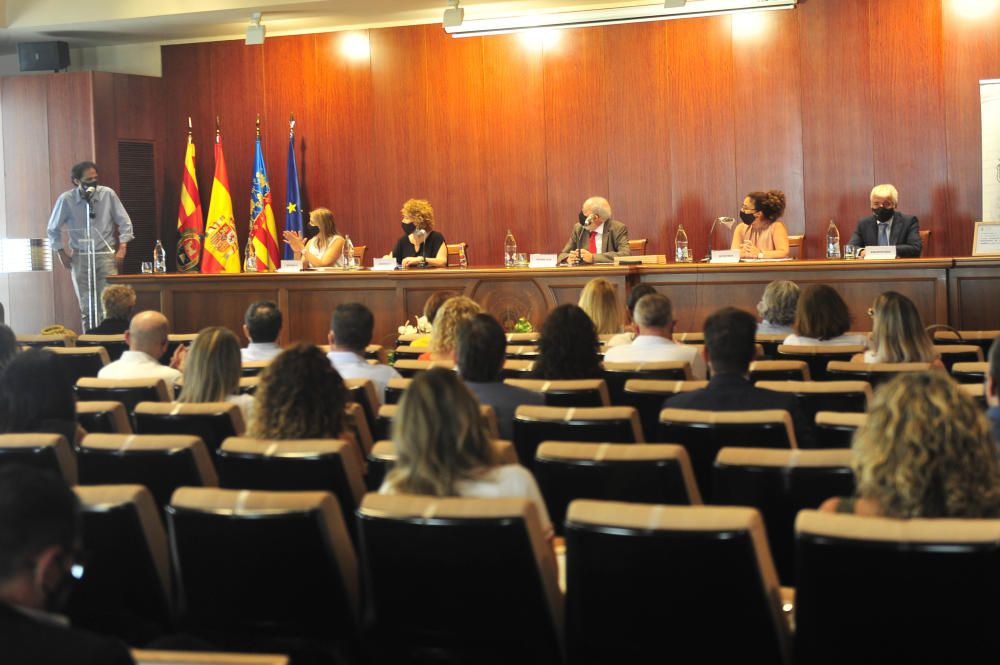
[
  {"xmin": 282, "ymin": 207, "xmax": 346, "ymax": 268},
  {"xmin": 862, "ymin": 291, "xmax": 940, "ymax": 365},
  {"xmin": 177, "ymin": 326, "xmax": 253, "ymax": 422},
  {"xmin": 821, "ymin": 371, "xmax": 1000, "ymax": 517},
  {"xmin": 578, "ymin": 278, "xmax": 623, "ymax": 335}
]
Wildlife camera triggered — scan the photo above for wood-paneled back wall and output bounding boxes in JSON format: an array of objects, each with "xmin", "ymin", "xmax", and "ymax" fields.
[{"xmin": 159, "ymin": 0, "xmax": 1000, "ymax": 267}]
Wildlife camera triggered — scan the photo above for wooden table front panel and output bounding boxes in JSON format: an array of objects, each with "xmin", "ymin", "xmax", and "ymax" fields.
[{"xmin": 949, "ymin": 258, "xmax": 1000, "ymax": 330}]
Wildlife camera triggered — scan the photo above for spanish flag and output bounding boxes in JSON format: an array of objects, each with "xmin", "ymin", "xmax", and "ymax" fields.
[
  {"xmin": 245, "ymin": 136, "xmax": 279, "ymax": 272},
  {"xmin": 175, "ymin": 130, "xmax": 204, "ymax": 272},
  {"xmin": 201, "ymin": 130, "xmax": 240, "ymax": 273}
]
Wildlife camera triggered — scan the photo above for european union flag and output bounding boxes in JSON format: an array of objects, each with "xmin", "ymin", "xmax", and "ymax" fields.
[{"xmin": 284, "ymin": 126, "xmax": 303, "ymax": 260}]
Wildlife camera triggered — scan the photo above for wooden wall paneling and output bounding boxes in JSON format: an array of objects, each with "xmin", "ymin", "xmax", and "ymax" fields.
[
  {"xmin": 666, "ymin": 16, "xmax": 737, "ymax": 262},
  {"xmin": 605, "ymin": 22, "xmax": 672, "ymax": 257},
  {"xmin": 422, "ymin": 26, "xmax": 490, "ymax": 263},
  {"xmin": 941, "ymin": 3, "xmax": 1000, "ymax": 258},
  {"xmin": 543, "ymin": 26, "xmax": 610, "ymax": 252},
  {"xmin": 869, "ymin": 0, "xmax": 949, "ymax": 256},
  {"xmin": 732, "ymin": 10, "xmax": 805, "ymax": 245},
  {"xmin": 799, "ymin": 0, "xmax": 874, "ymax": 260},
  {"xmin": 370, "ymin": 26, "xmax": 432, "ymax": 257},
  {"xmin": 312, "ymin": 32, "xmax": 378, "ymax": 256},
  {"xmin": 482, "ymin": 33, "xmax": 548, "ymax": 262}
]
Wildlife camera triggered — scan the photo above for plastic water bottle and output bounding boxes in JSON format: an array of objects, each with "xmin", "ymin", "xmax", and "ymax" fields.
[
  {"xmin": 504, "ymin": 229, "xmax": 517, "ymax": 268},
  {"xmin": 153, "ymin": 240, "xmax": 166, "ymax": 273},
  {"xmin": 675, "ymin": 225, "xmax": 691, "ymax": 263},
  {"xmin": 458, "ymin": 244, "xmax": 468, "ymax": 268},
  {"xmin": 343, "ymin": 235, "xmax": 354, "ymax": 270},
  {"xmin": 826, "ymin": 220, "xmax": 841, "ymax": 259}
]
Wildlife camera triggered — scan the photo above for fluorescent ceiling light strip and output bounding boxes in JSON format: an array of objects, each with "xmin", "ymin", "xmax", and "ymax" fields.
[{"xmin": 446, "ymin": 0, "xmax": 796, "ymax": 37}]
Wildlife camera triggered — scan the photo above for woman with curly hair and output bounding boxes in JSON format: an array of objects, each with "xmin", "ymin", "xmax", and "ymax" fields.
[
  {"xmin": 578, "ymin": 278, "xmax": 623, "ymax": 336},
  {"xmin": 732, "ymin": 190, "xmax": 791, "ymax": 259},
  {"xmin": 390, "ymin": 198, "xmax": 447, "ymax": 268},
  {"xmin": 821, "ymin": 371, "xmax": 1000, "ymax": 517},
  {"xmin": 531, "ymin": 304, "xmax": 602, "ymax": 380},
  {"xmin": 418, "ymin": 295, "xmax": 482, "ymax": 362},
  {"xmin": 177, "ymin": 326, "xmax": 254, "ymax": 423},
  {"xmin": 250, "ymin": 343, "xmax": 349, "ymax": 440},
  {"xmin": 860, "ymin": 291, "xmax": 941, "ymax": 366},
  {"xmin": 756, "ymin": 280, "xmax": 799, "ymax": 335}
]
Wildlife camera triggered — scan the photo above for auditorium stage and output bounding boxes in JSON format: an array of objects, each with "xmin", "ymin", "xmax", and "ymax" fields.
[{"xmin": 110, "ymin": 257, "xmax": 1000, "ymax": 347}]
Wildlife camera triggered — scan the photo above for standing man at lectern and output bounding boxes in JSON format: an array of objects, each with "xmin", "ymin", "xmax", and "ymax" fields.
[
  {"xmin": 558, "ymin": 196, "xmax": 631, "ymax": 265},
  {"xmin": 47, "ymin": 161, "xmax": 133, "ymax": 331},
  {"xmin": 847, "ymin": 184, "xmax": 922, "ymax": 258}
]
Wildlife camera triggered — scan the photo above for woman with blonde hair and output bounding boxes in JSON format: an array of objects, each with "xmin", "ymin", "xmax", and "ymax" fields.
[
  {"xmin": 282, "ymin": 207, "xmax": 345, "ymax": 268},
  {"xmin": 821, "ymin": 371, "xmax": 1000, "ymax": 517},
  {"xmin": 250, "ymin": 343, "xmax": 349, "ymax": 440},
  {"xmin": 177, "ymin": 327, "xmax": 254, "ymax": 423},
  {"xmin": 381, "ymin": 367, "xmax": 552, "ymax": 535},
  {"xmin": 418, "ymin": 295, "xmax": 482, "ymax": 361},
  {"xmin": 732, "ymin": 190, "xmax": 791, "ymax": 259},
  {"xmin": 861, "ymin": 291, "xmax": 941, "ymax": 366},
  {"xmin": 578, "ymin": 278, "xmax": 623, "ymax": 336},
  {"xmin": 391, "ymin": 198, "xmax": 447, "ymax": 268},
  {"xmin": 91, "ymin": 284, "xmax": 136, "ymax": 334}
]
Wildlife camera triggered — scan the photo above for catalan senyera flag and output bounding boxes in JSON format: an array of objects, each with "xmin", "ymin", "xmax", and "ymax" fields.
[
  {"xmin": 201, "ymin": 133, "xmax": 241, "ymax": 273},
  {"xmin": 283, "ymin": 127, "xmax": 303, "ymax": 261},
  {"xmin": 246, "ymin": 136, "xmax": 279, "ymax": 272},
  {"xmin": 176, "ymin": 135, "xmax": 204, "ymax": 272}
]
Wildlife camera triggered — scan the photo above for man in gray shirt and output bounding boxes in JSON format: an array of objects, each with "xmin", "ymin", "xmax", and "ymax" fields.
[{"xmin": 47, "ymin": 161, "xmax": 134, "ymax": 331}]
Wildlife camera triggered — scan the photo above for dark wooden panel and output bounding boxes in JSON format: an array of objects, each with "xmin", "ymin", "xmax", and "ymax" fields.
[
  {"xmin": 5, "ymin": 76, "xmax": 53, "ymax": 237},
  {"xmin": 289, "ymin": 285, "xmax": 403, "ymax": 347},
  {"xmin": 732, "ymin": 9, "xmax": 805, "ymax": 242},
  {"xmin": 949, "ymin": 260, "xmax": 1000, "ymax": 329},
  {"xmin": 799, "ymin": 0, "xmax": 874, "ymax": 260},
  {"xmin": 666, "ymin": 16, "xmax": 737, "ymax": 262},
  {"xmin": 170, "ymin": 287, "xmax": 280, "ymax": 336},
  {"xmin": 606, "ymin": 22, "xmax": 672, "ymax": 256},
  {"xmin": 869, "ymin": 0, "xmax": 949, "ymax": 256},
  {"xmin": 543, "ymin": 26, "xmax": 610, "ymax": 243}
]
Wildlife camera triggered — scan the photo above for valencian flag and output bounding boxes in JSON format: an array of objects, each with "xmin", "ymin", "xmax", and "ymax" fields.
[
  {"xmin": 284, "ymin": 115, "xmax": 303, "ymax": 261},
  {"xmin": 176, "ymin": 119, "xmax": 204, "ymax": 272},
  {"xmin": 201, "ymin": 122, "xmax": 241, "ymax": 273},
  {"xmin": 246, "ymin": 121, "xmax": 279, "ymax": 272}
]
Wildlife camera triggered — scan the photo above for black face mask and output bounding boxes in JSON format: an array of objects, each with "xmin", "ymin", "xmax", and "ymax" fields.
[
  {"xmin": 578, "ymin": 211, "xmax": 588, "ymax": 226},
  {"xmin": 401, "ymin": 222, "xmax": 416, "ymax": 235},
  {"xmin": 739, "ymin": 211, "xmax": 756, "ymax": 224},
  {"xmin": 303, "ymin": 224, "xmax": 319, "ymax": 239},
  {"xmin": 873, "ymin": 207, "xmax": 894, "ymax": 222}
]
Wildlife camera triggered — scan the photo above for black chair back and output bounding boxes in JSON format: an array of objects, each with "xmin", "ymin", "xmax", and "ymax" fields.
[
  {"xmin": 513, "ymin": 406, "xmax": 642, "ymax": 470},
  {"xmin": 133, "ymin": 402, "xmax": 242, "ymax": 453}
]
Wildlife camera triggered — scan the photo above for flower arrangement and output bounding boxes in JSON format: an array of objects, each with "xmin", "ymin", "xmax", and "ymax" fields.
[{"xmin": 397, "ymin": 315, "xmax": 432, "ymax": 336}]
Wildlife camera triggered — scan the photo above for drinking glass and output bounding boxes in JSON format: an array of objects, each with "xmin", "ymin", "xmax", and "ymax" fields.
[
  {"xmin": 141, "ymin": 261, "xmax": 153, "ymax": 274},
  {"xmin": 516, "ymin": 253, "xmax": 528, "ymax": 267},
  {"xmin": 843, "ymin": 244, "xmax": 857, "ymax": 260}
]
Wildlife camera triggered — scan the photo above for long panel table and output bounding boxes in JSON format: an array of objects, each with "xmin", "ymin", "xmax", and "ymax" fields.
[{"xmin": 110, "ymin": 258, "xmax": 1000, "ymax": 347}]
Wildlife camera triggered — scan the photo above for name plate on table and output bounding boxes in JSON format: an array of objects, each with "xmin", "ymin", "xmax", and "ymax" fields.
[
  {"xmin": 372, "ymin": 258, "xmax": 397, "ymax": 271},
  {"xmin": 972, "ymin": 221, "xmax": 1000, "ymax": 256},
  {"xmin": 529, "ymin": 254, "xmax": 558, "ymax": 268},
  {"xmin": 277, "ymin": 260, "xmax": 301, "ymax": 272},
  {"xmin": 864, "ymin": 246, "xmax": 897, "ymax": 260},
  {"xmin": 711, "ymin": 250, "xmax": 740, "ymax": 264},
  {"xmin": 614, "ymin": 254, "xmax": 666, "ymax": 265}
]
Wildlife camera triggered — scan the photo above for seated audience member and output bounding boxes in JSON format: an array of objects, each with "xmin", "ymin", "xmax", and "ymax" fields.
[
  {"xmin": 531, "ymin": 304, "xmax": 602, "ymax": 381},
  {"xmin": 327, "ymin": 303, "xmax": 401, "ymax": 404},
  {"xmin": 88, "ymin": 285, "xmax": 136, "ymax": 335},
  {"xmin": 664, "ymin": 308, "xmax": 813, "ymax": 446},
  {"xmin": 0, "ymin": 465, "xmax": 135, "ymax": 665},
  {"xmin": 756, "ymin": 280, "xmax": 799, "ymax": 335},
  {"xmin": 847, "ymin": 184, "xmax": 922, "ymax": 258},
  {"xmin": 861, "ymin": 291, "xmax": 941, "ymax": 366},
  {"xmin": 988, "ymin": 335, "xmax": 1000, "ymax": 444},
  {"xmin": 455, "ymin": 314, "xmax": 544, "ymax": 440},
  {"xmin": 578, "ymin": 278, "xmax": 623, "ymax": 336},
  {"xmin": 418, "ymin": 296, "xmax": 482, "ymax": 362},
  {"xmin": 782, "ymin": 284, "xmax": 868, "ymax": 346},
  {"xmin": 97, "ymin": 311, "xmax": 183, "ymax": 383},
  {"xmin": 558, "ymin": 196, "xmax": 631, "ymax": 265},
  {"xmin": 603, "ymin": 294, "xmax": 707, "ymax": 379},
  {"xmin": 250, "ymin": 344, "xmax": 349, "ymax": 440},
  {"xmin": 240, "ymin": 300, "xmax": 283, "ymax": 362},
  {"xmin": 821, "ymin": 372, "xmax": 999, "ymax": 517},
  {"xmin": 0, "ymin": 350, "xmax": 84, "ymax": 446},
  {"xmin": 177, "ymin": 327, "xmax": 254, "ymax": 423},
  {"xmin": 409, "ymin": 290, "xmax": 457, "ymax": 349},
  {"xmin": 0, "ymin": 324, "xmax": 17, "ymax": 371},
  {"xmin": 605, "ymin": 284, "xmax": 657, "ymax": 348},
  {"xmin": 380, "ymin": 368, "xmax": 552, "ymax": 537},
  {"xmin": 390, "ymin": 198, "xmax": 447, "ymax": 268},
  {"xmin": 731, "ymin": 190, "xmax": 790, "ymax": 259}
]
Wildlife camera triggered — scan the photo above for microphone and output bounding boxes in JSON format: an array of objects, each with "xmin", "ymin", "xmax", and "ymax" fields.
[
  {"xmin": 83, "ymin": 185, "xmax": 96, "ymax": 201},
  {"xmin": 576, "ymin": 213, "xmax": 597, "ymax": 256}
]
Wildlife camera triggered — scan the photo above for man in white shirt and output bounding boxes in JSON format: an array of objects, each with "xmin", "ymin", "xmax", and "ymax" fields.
[
  {"xmin": 327, "ymin": 303, "xmax": 401, "ymax": 404},
  {"xmin": 97, "ymin": 310, "xmax": 183, "ymax": 384},
  {"xmin": 603, "ymin": 293, "xmax": 707, "ymax": 379},
  {"xmin": 240, "ymin": 301, "xmax": 283, "ymax": 362}
]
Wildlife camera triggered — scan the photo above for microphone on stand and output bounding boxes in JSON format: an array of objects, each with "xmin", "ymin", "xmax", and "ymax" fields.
[
  {"xmin": 83, "ymin": 186, "xmax": 97, "ymax": 218},
  {"xmin": 576, "ymin": 213, "xmax": 597, "ymax": 258},
  {"xmin": 701, "ymin": 216, "xmax": 736, "ymax": 262}
]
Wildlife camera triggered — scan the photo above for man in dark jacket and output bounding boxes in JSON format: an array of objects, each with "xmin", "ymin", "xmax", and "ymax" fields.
[{"xmin": 847, "ymin": 184, "xmax": 922, "ymax": 258}]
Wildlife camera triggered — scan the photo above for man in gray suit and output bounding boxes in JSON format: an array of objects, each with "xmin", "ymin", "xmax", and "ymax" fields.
[{"xmin": 558, "ymin": 196, "xmax": 631, "ymax": 265}]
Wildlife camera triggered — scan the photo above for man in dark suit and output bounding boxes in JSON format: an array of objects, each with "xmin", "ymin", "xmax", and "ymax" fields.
[
  {"xmin": 558, "ymin": 196, "xmax": 631, "ymax": 264},
  {"xmin": 664, "ymin": 307, "xmax": 813, "ymax": 447},
  {"xmin": 847, "ymin": 184, "xmax": 922, "ymax": 257},
  {"xmin": 0, "ymin": 466, "xmax": 134, "ymax": 665},
  {"xmin": 456, "ymin": 313, "xmax": 543, "ymax": 440}
]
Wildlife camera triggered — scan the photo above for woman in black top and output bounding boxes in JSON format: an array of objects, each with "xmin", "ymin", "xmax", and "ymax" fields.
[{"xmin": 391, "ymin": 198, "xmax": 447, "ymax": 268}]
